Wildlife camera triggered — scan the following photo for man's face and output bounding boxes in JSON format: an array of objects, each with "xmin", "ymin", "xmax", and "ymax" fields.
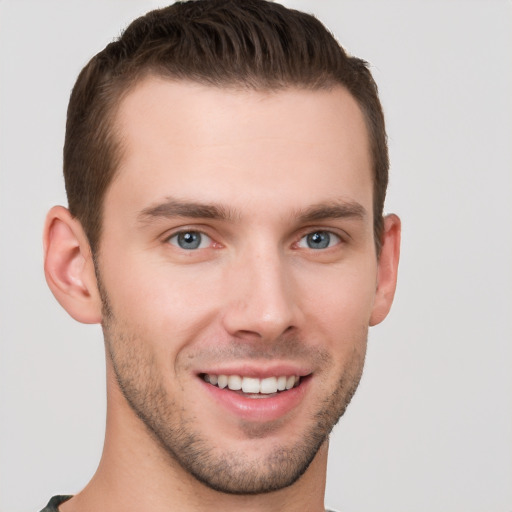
[{"xmin": 97, "ymin": 78, "xmax": 379, "ymax": 493}]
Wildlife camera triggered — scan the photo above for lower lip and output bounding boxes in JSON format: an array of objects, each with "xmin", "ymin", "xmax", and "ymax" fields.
[{"xmin": 200, "ymin": 377, "xmax": 310, "ymax": 422}]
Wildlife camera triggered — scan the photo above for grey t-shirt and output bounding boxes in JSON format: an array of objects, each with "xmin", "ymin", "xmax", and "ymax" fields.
[
  {"xmin": 40, "ymin": 496, "xmax": 72, "ymax": 511},
  {"xmin": 40, "ymin": 495, "xmax": 339, "ymax": 511}
]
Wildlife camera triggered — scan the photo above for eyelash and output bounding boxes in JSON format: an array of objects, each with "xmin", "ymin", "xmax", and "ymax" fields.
[
  {"xmin": 166, "ymin": 228, "xmax": 345, "ymax": 252},
  {"xmin": 296, "ymin": 230, "xmax": 342, "ymax": 250},
  {"xmin": 167, "ymin": 230, "xmax": 214, "ymax": 250}
]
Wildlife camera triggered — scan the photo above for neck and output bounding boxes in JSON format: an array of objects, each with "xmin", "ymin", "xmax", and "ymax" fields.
[{"xmin": 61, "ymin": 366, "xmax": 328, "ymax": 512}]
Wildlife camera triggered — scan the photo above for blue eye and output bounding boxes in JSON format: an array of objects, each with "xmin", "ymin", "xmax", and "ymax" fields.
[
  {"xmin": 168, "ymin": 231, "xmax": 211, "ymax": 250},
  {"xmin": 298, "ymin": 231, "xmax": 341, "ymax": 249}
]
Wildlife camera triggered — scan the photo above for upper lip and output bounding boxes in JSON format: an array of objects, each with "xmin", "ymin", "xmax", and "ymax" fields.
[{"xmin": 197, "ymin": 363, "xmax": 312, "ymax": 379}]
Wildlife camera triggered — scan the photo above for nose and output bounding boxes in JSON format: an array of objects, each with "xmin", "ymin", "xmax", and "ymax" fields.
[{"xmin": 221, "ymin": 247, "xmax": 300, "ymax": 342}]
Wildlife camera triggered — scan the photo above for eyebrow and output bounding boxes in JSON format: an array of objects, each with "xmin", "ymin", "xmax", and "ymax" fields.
[
  {"xmin": 138, "ymin": 197, "xmax": 367, "ymax": 225},
  {"xmin": 296, "ymin": 201, "xmax": 367, "ymax": 223},
  {"xmin": 138, "ymin": 198, "xmax": 235, "ymax": 223}
]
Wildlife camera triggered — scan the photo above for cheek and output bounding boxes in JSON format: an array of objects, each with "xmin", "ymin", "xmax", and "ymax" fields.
[
  {"xmin": 100, "ymin": 257, "xmax": 223, "ymax": 346},
  {"xmin": 298, "ymin": 261, "xmax": 377, "ymax": 343},
  {"xmin": 99, "ymin": 246, "xmax": 378, "ymax": 356}
]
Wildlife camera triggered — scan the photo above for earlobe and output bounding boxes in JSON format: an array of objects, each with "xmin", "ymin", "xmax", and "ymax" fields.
[
  {"xmin": 43, "ymin": 206, "xmax": 103, "ymax": 324},
  {"xmin": 369, "ymin": 214, "xmax": 401, "ymax": 327}
]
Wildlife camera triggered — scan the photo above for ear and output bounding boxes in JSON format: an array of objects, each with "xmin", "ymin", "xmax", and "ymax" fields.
[
  {"xmin": 369, "ymin": 214, "xmax": 401, "ymax": 326},
  {"xmin": 43, "ymin": 206, "xmax": 103, "ymax": 324}
]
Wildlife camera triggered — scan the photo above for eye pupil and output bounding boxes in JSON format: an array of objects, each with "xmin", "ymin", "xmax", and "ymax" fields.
[
  {"xmin": 307, "ymin": 231, "xmax": 330, "ymax": 249},
  {"xmin": 178, "ymin": 231, "xmax": 201, "ymax": 249}
]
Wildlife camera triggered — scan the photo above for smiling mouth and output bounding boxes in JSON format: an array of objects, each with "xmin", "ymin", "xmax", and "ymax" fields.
[{"xmin": 201, "ymin": 373, "xmax": 303, "ymax": 397}]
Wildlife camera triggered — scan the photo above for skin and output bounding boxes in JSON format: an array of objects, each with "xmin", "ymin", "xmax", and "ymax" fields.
[{"xmin": 44, "ymin": 78, "xmax": 400, "ymax": 512}]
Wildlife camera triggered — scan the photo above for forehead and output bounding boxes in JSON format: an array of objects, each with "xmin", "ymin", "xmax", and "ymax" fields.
[{"xmin": 108, "ymin": 77, "xmax": 373, "ymax": 217}]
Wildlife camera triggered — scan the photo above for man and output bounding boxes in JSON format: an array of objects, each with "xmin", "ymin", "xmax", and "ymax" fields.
[{"xmin": 42, "ymin": 0, "xmax": 400, "ymax": 510}]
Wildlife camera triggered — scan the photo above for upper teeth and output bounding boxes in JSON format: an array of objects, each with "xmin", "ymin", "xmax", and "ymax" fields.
[{"xmin": 204, "ymin": 374, "xmax": 300, "ymax": 394}]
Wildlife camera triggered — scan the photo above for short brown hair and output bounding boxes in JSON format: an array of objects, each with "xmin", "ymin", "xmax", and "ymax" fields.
[{"xmin": 64, "ymin": 0, "xmax": 388, "ymax": 253}]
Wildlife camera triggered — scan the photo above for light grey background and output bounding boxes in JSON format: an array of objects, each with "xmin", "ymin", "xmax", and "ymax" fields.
[{"xmin": 1, "ymin": 1, "xmax": 511, "ymax": 511}]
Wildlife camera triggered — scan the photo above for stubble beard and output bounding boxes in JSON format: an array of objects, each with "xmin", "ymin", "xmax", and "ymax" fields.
[{"xmin": 101, "ymin": 296, "xmax": 367, "ymax": 495}]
